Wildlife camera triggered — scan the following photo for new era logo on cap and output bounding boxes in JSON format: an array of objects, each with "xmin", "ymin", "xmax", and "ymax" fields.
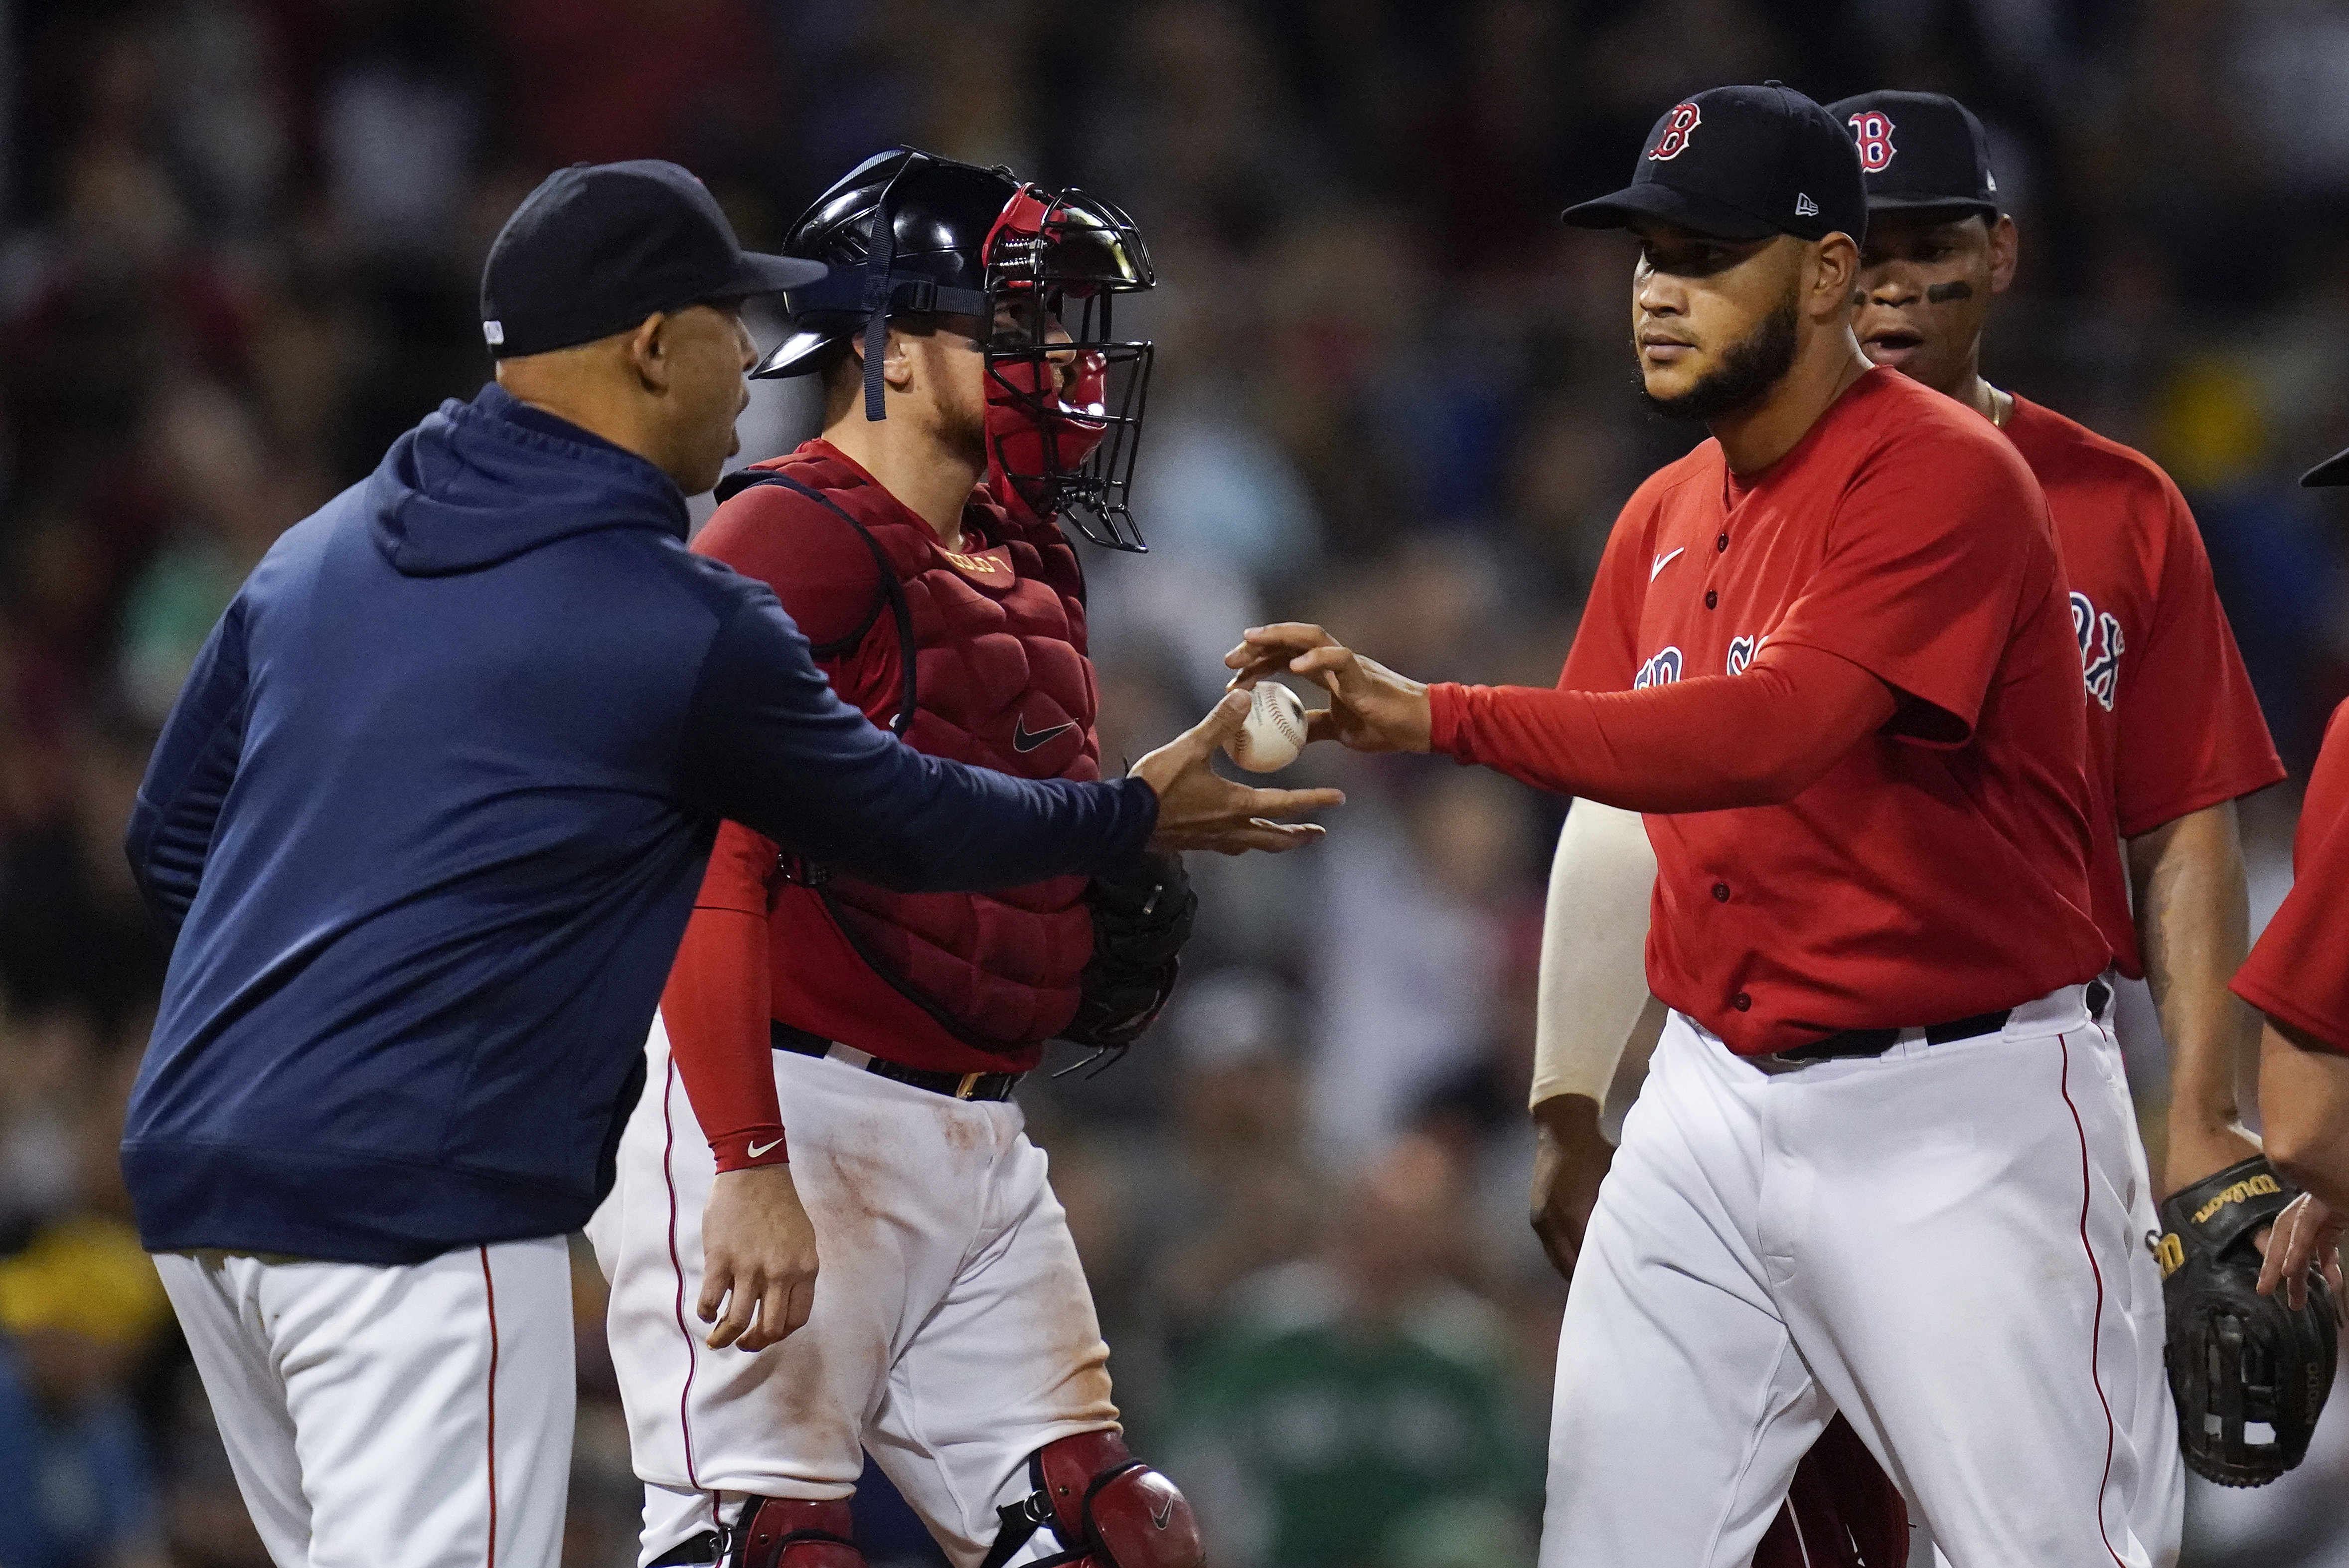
[
  {"xmin": 482, "ymin": 321, "xmax": 505, "ymax": 347},
  {"xmin": 1795, "ymin": 193, "xmax": 1818, "ymax": 217}
]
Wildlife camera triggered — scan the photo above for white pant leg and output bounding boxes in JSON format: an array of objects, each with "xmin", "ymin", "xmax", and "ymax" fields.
[
  {"xmin": 1540, "ymin": 1014, "xmax": 1836, "ymax": 1568},
  {"xmin": 869, "ymin": 1130, "xmax": 1118, "ymax": 1568},
  {"xmin": 590, "ymin": 1019, "xmax": 1115, "ymax": 1568},
  {"xmin": 1725, "ymin": 1001, "xmax": 2153, "ymax": 1568},
  {"xmin": 155, "ymin": 1237, "xmax": 575, "ymax": 1568},
  {"xmin": 156, "ymin": 1252, "xmax": 313, "ymax": 1568},
  {"xmin": 1916, "ymin": 1023, "xmax": 2184, "ymax": 1568},
  {"xmin": 2098, "ymin": 1028, "xmax": 2185, "ymax": 1568}
]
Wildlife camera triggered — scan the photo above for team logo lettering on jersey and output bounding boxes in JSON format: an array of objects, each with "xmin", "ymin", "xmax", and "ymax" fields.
[
  {"xmin": 1726, "ymin": 635, "xmax": 1758, "ymax": 676},
  {"xmin": 1634, "ymin": 646, "xmax": 1684, "ymax": 689},
  {"xmin": 1648, "ymin": 103, "xmax": 1702, "ymax": 161},
  {"xmin": 2070, "ymin": 591, "xmax": 2126, "ymax": 712},
  {"xmin": 1848, "ymin": 111, "xmax": 1896, "ymax": 173}
]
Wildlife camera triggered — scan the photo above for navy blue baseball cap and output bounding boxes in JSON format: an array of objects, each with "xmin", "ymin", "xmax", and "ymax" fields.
[
  {"xmin": 1564, "ymin": 82, "xmax": 1867, "ymax": 246},
  {"xmin": 479, "ymin": 161, "xmax": 830, "ymax": 359},
  {"xmin": 1824, "ymin": 91, "xmax": 2002, "ymax": 222}
]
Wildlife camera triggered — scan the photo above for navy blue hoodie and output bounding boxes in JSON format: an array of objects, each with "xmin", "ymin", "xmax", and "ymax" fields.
[{"xmin": 122, "ymin": 385, "xmax": 1156, "ymax": 1263}]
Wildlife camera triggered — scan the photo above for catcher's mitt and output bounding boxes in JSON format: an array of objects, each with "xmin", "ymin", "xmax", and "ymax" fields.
[
  {"xmin": 1060, "ymin": 850, "xmax": 1195, "ymax": 1053},
  {"xmin": 2160, "ymin": 1154, "xmax": 2338, "ymax": 1486}
]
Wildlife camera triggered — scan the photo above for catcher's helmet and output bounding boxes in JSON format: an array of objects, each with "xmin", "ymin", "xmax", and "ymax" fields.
[{"xmin": 761, "ymin": 148, "xmax": 1157, "ymax": 551}]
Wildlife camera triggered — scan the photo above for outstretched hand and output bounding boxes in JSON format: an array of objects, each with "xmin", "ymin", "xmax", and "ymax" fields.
[
  {"xmin": 1131, "ymin": 690, "xmax": 1345, "ymax": 856},
  {"xmin": 2257, "ymin": 1191, "xmax": 2349, "ymax": 1320},
  {"xmin": 1224, "ymin": 624, "xmax": 1433, "ymax": 754}
]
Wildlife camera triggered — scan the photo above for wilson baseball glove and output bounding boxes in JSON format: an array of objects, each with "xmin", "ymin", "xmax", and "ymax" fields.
[
  {"xmin": 1060, "ymin": 850, "xmax": 1195, "ymax": 1054},
  {"xmin": 2160, "ymin": 1155, "xmax": 2338, "ymax": 1486}
]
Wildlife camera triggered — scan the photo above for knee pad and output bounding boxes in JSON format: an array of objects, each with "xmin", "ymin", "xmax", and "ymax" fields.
[
  {"xmin": 726, "ymin": 1497, "xmax": 866, "ymax": 1568},
  {"xmin": 981, "ymin": 1430, "xmax": 1204, "ymax": 1568}
]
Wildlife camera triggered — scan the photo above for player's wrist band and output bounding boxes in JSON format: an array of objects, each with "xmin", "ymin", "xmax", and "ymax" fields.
[
  {"xmin": 710, "ymin": 1126, "xmax": 789, "ymax": 1170},
  {"xmin": 772, "ymin": 1021, "xmax": 1023, "ymax": 1102}
]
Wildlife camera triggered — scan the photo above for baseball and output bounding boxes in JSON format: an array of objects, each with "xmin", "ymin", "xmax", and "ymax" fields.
[{"xmin": 1227, "ymin": 681, "xmax": 1309, "ymax": 772}]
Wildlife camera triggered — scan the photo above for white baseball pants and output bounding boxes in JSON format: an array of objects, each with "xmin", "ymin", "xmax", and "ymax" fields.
[
  {"xmin": 586, "ymin": 1017, "xmax": 1118, "ymax": 1568},
  {"xmin": 1912, "ymin": 1010, "xmax": 2184, "ymax": 1568},
  {"xmin": 1542, "ymin": 988, "xmax": 2167, "ymax": 1568},
  {"xmin": 154, "ymin": 1236, "xmax": 575, "ymax": 1568}
]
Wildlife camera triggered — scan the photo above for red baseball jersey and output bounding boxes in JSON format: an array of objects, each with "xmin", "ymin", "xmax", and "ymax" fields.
[
  {"xmin": 2232, "ymin": 700, "xmax": 2349, "ymax": 1053},
  {"xmin": 1552, "ymin": 367, "xmax": 2108, "ymax": 1055},
  {"xmin": 2002, "ymin": 395, "xmax": 2283, "ymax": 975}
]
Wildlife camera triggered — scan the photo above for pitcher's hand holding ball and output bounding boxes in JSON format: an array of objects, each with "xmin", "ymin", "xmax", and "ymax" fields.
[{"xmin": 1226, "ymin": 624, "xmax": 1432, "ymax": 754}]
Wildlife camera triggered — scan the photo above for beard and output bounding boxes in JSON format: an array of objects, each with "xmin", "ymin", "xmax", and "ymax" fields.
[
  {"xmin": 939, "ymin": 384, "xmax": 992, "ymax": 470},
  {"xmin": 1638, "ymin": 294, "xmax": 1800, "ymax": 423}
]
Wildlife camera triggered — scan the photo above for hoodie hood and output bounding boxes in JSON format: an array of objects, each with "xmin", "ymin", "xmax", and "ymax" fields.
[{"xmin": 367, "ymin": 383, "xmax": 689, "ymax": 576}]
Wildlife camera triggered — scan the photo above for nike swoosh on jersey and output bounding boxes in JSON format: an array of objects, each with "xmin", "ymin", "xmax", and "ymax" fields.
[
  {"xmin": 1650, "ymin": 547, "xmax": 1686, "ymax": 581},
  {"xmin": 1013, "ymin": 717, "xmax": 1076, "ymax": 754},
  {"xmin": 746, "ymin": 1137, "xmax": 783, "ymax": 1159}
]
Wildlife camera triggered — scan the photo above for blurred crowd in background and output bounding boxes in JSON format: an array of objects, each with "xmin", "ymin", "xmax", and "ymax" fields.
[{"xmin": 4, "ymin": 1, "xmax": 2349, "ymax": 1565}]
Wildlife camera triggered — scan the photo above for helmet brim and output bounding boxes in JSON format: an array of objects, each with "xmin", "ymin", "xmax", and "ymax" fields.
[{"xmin": 753, "ymin": 324, "xmax": 849, "ymax": 379}]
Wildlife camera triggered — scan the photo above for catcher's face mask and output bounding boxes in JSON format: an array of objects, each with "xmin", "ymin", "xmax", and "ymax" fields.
[{"xmin": 981, "ymin": 185, "xmax": 1155, "ymax": 551}]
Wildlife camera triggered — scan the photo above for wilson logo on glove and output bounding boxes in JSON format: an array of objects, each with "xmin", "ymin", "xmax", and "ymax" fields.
[{"xmin": 2192, "ymin": 1170, "xmax": 2282, "ymax": 1227}]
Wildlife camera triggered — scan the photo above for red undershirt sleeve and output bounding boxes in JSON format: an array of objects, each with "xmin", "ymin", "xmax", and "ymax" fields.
[
  {"xmin": 663, "ymin": 821, "xmax": 789, "ymax": 1170},
  {"xmin": 2233, "ymin": 704, "xmax": 2349, "ymax": 1054},
  {"xmin": 1428, "ymin": 640, "xmax": 1898, "ymax": 812}
]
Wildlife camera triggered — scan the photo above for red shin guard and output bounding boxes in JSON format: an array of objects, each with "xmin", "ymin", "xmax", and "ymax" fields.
[
  {"xmin": 983, "ymin": 1429, "xmax": 1204, "ymax": 1568},
  {"xmin": 727, "ymin": 1497, "xmax": 866, "ymax": 1568}
]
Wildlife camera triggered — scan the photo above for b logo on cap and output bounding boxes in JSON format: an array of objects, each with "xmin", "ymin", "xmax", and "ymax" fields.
[
  {"xmin": 1848, "ymin": 112, "xmax": 1896, "ymax": 173},
  {"xmin": 1649, "ymin": 103, "xmax": 1702, "ymax": 162}
]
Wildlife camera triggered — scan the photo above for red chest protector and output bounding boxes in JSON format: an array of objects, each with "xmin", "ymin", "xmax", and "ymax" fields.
[{"xmin": 704, "ymin": 443, "xmax": 1099, "ymax": 1053}]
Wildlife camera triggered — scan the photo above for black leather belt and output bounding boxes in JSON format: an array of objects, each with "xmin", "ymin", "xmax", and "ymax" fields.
[
  {"xmin": 772, "ymin": 1022, "xmax": 1023, "ymax": 1102},
  {"xmin": 2087, "ymin": 977, "xmax": 2112, "ymax": 1021},
  {"xmin": 1774, "ymin": 1008, "xmax": 2013, "ymax": 1064}
]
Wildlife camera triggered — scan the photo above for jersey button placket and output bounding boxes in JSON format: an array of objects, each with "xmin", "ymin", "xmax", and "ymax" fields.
[{"xmin": 1705, "ymin": 590, "xmax": 1718, "ymax": 610}]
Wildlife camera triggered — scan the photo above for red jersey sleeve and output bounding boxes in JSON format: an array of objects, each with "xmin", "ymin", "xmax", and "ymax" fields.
[
  {"xmin": 2110, "ymin": 477, "xmax": 2284, "ymax": 836},
  {"xmin": 1559, "ymin": 470, "xmax": 1670, "ymax": 693},
  {"xmin": 2233, "ymin": 701, "xmax": 2349, "ymax": 1053},
  {"xmin": 1429, "ymin": 640, "xmax": 1894, "ymax": 809},
  {"xmin": 663, "ymin": 821, "xmax": 788, "ymax": 1169},
  {"xmin": 1766, "ymin": 423, "xmax": 2045, "ymax": 747}
]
